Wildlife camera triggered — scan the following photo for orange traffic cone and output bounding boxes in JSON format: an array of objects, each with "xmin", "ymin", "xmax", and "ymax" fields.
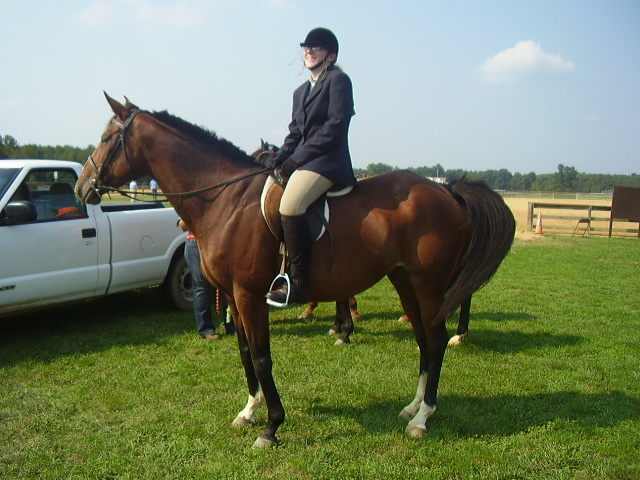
[{"xmin": 535, "ymin": 212, "xmax": 543, "ymax": 234}]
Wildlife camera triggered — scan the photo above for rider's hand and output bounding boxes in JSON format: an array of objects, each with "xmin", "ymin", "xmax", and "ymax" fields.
[
  {"xmin": 280, "ymin": 158, "xmax": 298, "ymax": 177},
  {"xmin": 264, "ymin": 156, "xmax": 284, "ymax": 170}
]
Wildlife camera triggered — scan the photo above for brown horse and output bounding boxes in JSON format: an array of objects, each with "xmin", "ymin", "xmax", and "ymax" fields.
[{"xmin": 76, "ymin": 94, "xmax": 515, "ymax": 447}]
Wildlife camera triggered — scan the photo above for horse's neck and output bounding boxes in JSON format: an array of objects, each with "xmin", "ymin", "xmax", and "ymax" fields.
[
  {"xmin": 140, "ymin": 127, "xmax": 233, "ymax": 195},
  {"xmin": 136, "ymin": 118, "xmax": 263, "ymax": 235}
]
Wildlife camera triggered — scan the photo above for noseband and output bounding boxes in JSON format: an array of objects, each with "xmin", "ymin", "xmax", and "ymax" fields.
[{"xmin": 83, "ymin": 109, "xmax": 146, "ymax": 196}]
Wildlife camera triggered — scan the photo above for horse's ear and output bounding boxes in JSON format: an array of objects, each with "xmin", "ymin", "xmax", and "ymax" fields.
[
  {"xmin": 104, "ymin": 91, "xmax": 128, "ymax": 119},
  {"xmin": 123, "ymin": 96, "xmax": 139, "ymax": 110},
  {"xmin": 261, "ymin": 138, "xmax": 267, "ymax": 149}
]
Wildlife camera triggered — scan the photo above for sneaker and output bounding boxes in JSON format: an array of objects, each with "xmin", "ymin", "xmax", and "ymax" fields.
[{"xmin": 203, "ymin": 333, "xmax": 222, "ymax": 340}]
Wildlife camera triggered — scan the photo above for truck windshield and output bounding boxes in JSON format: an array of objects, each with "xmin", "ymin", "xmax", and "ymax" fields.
[{"xmin": 0, "ymin": 167, "xmax": 20, "ymax": 199}]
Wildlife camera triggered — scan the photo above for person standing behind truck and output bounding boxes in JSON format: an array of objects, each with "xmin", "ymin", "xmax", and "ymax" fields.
[
  {"xmin": 178, "ymin": 218, "xmax": 236, "ymax": 339},
  {"xmin": 129, "ymin": 179, "xmax": 138, "ymax": 202}
]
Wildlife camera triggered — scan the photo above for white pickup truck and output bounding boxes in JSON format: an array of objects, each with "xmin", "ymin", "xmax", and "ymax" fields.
[{"xmin": 0, "ymin": 159, "xmax": 192, "ymax": 318}]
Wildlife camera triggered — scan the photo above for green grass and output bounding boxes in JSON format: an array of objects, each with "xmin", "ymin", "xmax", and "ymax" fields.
[{"xmin": 1, "ymin": 236, "xmax": 639, "ymax": 479}]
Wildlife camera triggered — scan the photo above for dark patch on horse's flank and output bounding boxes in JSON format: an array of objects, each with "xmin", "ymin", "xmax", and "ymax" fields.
[{"xmin": 151, "ymin": 110, "xmax": 257, "ymax": 166}]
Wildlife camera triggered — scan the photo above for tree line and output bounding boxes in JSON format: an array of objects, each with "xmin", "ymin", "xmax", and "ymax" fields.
[
  {"xmin": 357, "ymin": 162, "xmax": 639, "ymax": 193},
  {"xmin": 1, "ymin": 135, "xmax": 94, "ymax": 165},
  {"xmin": 2, "ymin": 134, "xmax": 638, "ymax": 193}
]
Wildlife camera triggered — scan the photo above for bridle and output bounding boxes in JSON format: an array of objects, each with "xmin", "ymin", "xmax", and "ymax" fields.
[
  {"xmin": 82, "ymin": 108, "xmax": 271, "ymax": 200},
  {"xmin": 83, "ymin": 109, "xmax": 145, "ymax": 198}
]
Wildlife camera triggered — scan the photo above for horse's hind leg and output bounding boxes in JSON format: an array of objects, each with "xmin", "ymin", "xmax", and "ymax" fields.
[
  {"xmin": 348, "ymin": 296, "xmax": 362, "ymax": 320},
  {"xmin": 448, "ymin": 295, "xmax": 472, "ymax": 346},
  {"xmin": 299, "ymin": 301, "xmax": 318, "ymax": 319},
  {"xmin": 387, "ymin": 270, "xmax": 428, "ymax": 421},
  {"xmin": 405, "ymin": 318, "xmax": 448, "ymax": 438},
  {"xmin": 388, "ymin": 269, "xmax": 449, "ymax": 438},
  {"xmin": 331, "ymin": 298, "xmax": 354, "ymax": 346}
]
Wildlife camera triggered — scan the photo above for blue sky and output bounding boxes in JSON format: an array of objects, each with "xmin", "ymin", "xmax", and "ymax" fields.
[{"xmin": 1, "ymin": 0, "xmax": 638, "ymax": 175}]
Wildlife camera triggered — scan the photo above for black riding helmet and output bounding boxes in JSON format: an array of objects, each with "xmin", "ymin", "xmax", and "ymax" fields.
[{"xmin": 300, "ymin": 27, "xmax": 339, "ymax": 56}]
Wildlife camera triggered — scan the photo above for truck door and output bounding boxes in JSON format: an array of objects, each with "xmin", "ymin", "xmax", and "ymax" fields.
[{"xmin": 0, "ymin": 167, "xmax": 100, "ymax": 313}]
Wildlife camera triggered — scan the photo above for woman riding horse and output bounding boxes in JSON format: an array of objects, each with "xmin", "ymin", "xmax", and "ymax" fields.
[{"xmin": 265, "ymin": 27, "xmax": 356, "ymax": 308}]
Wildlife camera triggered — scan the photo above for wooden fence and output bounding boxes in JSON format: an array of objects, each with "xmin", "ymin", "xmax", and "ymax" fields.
[{"xmin": 527, "ymin": 202, "xmax": 640, "ymax": 237}]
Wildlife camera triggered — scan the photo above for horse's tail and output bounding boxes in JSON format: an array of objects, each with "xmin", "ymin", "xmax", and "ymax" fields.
[{"xmin": 435, "ymin": 179, "xmax": 516, "ymax": 325}]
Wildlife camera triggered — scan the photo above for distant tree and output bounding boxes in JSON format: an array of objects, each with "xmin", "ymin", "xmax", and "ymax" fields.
[
  {"xmin": 510, "ymin": 173, "xmax": 525, "ymax": 191},
  {"xmin": 0, "ymin": 135, "xmax": 19, "ymax": 159},
  {"xmin": 490, "ymin": 169, "xmax": 513, "ymax": 190},
  {"xmin": 409, "ymin": 163, "xmax": 446, "ymax": 178},
  {"xmin": 366, "ymin": 162, "xmax": 396, "ymax": 176},
  {"xmin": 557, "ymin": 164, "xmax": 578, "ymax": 191},
  {"xmin": 446, "ymin": 168, "xmax": 467, "ymax": 181}
]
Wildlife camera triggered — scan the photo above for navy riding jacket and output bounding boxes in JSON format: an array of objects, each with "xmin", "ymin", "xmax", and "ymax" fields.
[{"xmin": 276, "ymin": 66, "xmax": 357, "ymax": 187}]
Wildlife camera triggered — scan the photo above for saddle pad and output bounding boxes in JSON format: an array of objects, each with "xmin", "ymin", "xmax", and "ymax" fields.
[{"xmin": 261, "ymin": 176, "xmax": 331, "ymax": 242}]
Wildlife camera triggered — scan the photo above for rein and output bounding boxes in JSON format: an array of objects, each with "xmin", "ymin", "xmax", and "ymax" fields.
[
  {"xmin": 100, "ymin": 168, "xmax": 270, "ymax": 202},
  {"xmin": 84, "ymin": 108, "xmax": 271, "ymax": 201}
]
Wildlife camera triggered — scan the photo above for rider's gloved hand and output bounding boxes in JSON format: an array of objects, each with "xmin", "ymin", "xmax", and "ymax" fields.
[
  {"xmin": 280, "ymin": 158, "xmax": 298, "ymax": 177},
  {"xmin": 264, "ymin": 156, "xmax": 284, "ymax": 170}
]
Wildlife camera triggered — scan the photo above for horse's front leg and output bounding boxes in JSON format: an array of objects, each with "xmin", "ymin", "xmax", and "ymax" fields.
[
  {"xmin": 405, "ymin": 321, "xmax": 449, "ymax": 438},
  {"xmin": 233, "ymin": 297, "xmax": 284, "ymax": 448},
  {"xmin": 231, "ymin": 318, "xmax": 263, "ymax": 427}
]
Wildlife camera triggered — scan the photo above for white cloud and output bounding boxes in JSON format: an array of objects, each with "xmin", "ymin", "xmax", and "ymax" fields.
[
  {"xmin": 71, "ymin": 0, "xmax": 207, "ymax": 28},
  {"xmin": 124, "ymin": 0, "xmax": 205, "ymax": 27},
  {"xmin": 71, "ymin": 1, "xmax": 117, "ymax": 27},
  {"xmin": 477, "ymin": 40, "xmax": 575, "ymax": 83},
  {"xmin": 0, "ymin": 98, "xmax": 20, "ymax": 112},
  {"xmin": 267, "ymin": 0, "xmax": 295, "ymax": 8}
]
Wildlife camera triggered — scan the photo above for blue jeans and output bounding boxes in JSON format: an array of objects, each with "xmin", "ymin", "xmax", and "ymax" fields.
[{"xmin": 184, "ymin": 238, "xmax": 216, "ymax": 337}]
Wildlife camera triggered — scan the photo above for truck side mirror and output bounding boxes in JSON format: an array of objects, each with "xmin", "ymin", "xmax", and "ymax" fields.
[{"xmin": 1, "ymin": 201, "xmax": 37, "ymax": 225}]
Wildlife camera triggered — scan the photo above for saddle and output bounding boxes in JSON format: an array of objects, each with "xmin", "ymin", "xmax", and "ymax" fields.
[{"xmin": 260, "ymin": 175, "xmax": 353, "ymax": 243}]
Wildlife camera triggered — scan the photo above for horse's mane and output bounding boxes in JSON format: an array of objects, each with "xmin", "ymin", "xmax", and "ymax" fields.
[{"xmin": 150, "ymin": 110, "xmax": 257, "ymax": 166}]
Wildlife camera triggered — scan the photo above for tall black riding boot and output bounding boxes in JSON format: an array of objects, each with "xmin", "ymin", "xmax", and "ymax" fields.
[{"xmin": 266, "ymin": 214, "xmax": 311, "ymax": 307}]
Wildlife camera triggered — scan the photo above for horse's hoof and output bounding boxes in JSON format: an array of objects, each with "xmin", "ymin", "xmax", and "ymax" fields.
[
  {"xmin": 252, "ymin": 435, "xmax": 278, "ymax": 448},
  {"xmin": 405, "ymin": 424, "xmax": 427, "ymax": 439},
  {"xmin": 328, "ymin": 328, "xmax": 339, "ymax": 336},
  {"xmin": 334, "ymin": 338, "xmax": 350, "ymax": 346},
  {"xmin": 399, "ymin": 409, "xmax": 416, "ymax": 421},
  {"xmin": 448, "ymin": 333, "xmax": 467, "ymax": 346},
  {"xmin": 232, "ymin": 415, "xmax": 255, "ymax": 427},
  {"xmin": 398, "ymin": 314, "xmax": 409, "ymax": 322}
]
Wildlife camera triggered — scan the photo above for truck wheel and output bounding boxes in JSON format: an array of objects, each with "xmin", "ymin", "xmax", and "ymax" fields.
[{"xmin": 161, "ymin": 253, "xmax": 193, "ymax": 311}]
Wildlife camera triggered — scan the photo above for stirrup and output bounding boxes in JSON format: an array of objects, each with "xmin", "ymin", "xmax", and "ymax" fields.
[{"xmin": 266, "ymin": 273, "xmax": 290, "ymax": 308}]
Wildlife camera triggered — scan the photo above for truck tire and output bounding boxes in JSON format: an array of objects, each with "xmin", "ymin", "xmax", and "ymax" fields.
[{"xmin": 161, "ymin": 251, "xmax": 193, "ymax": 311}]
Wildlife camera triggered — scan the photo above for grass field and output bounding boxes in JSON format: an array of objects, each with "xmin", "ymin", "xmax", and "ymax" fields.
[{"xmin": 1, "ymin": 235, "xmax": 639, "ymax": 479}]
